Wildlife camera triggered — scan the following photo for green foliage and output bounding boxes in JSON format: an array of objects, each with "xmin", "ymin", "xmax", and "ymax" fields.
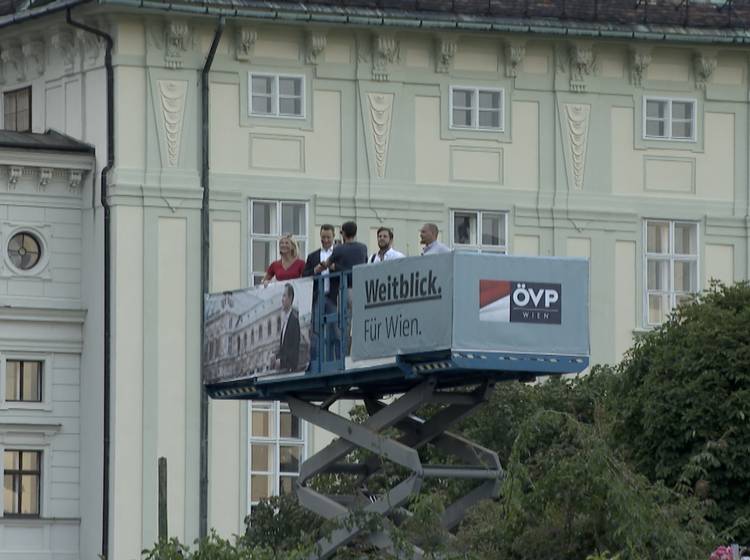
[
  {"xmin": 456, "ymin": 409, "xmax": 714, "ymax": 560},
  {"xmin": 242, "ymin": 493, "xmax": 323, "ymax": 553},
  {"xmin": 141, "ymin": 530, "xmax": 311, "ymax": 560},
  {"xmin": 610, "ymin": 281, "xmax": 750, "ymax": 541}
]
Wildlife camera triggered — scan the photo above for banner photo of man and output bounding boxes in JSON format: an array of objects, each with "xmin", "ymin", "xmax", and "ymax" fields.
[{"xmin": 203, "ymin": 278, "xmax": 313, "ymax": 384}]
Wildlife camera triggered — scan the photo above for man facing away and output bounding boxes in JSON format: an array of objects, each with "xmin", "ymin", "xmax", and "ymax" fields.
[
  {"xmin": 419, "ymin": 222, "xmax": 451, "ymax": 255},
  {"xmin": 324, "ymin": 221, "xmax": 368, "ymax": 279},
  {"xmin": 322, "ymin": 221, "xmax": 368, "ymax": 355},
  {"xmin": 369, "ymin": 226, "xmax": 405, "ymax": 263}
]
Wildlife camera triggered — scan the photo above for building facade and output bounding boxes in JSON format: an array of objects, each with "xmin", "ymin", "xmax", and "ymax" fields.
[{"xmin": 0, "ymin": 0, "xmax": 748, "ymax": 558}]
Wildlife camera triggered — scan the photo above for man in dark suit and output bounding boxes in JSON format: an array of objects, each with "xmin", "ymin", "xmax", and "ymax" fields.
[
  {"xmin": 276, "ymin": 283, "xmax": 301, "ymax": 372},
  {"xmin": 303, "ymin": 224, "xmax": 335, "ymax": 279},
  {"xmin": 303, "ymin": 225, "xmax": 336, "ymax": 365}
]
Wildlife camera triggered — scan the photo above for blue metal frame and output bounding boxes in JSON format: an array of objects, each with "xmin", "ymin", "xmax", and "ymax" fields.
[{"xmin": 307, "ymin": 271, "xmax": 349, "ymax": 374}]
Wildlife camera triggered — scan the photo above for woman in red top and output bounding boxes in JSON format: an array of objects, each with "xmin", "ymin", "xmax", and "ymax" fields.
[{"xmin": 263, "ymin": 234, "xmax": 305, "ymax": 285}]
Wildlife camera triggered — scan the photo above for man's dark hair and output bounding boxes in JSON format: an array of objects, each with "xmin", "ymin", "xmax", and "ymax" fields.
[
  {"xmin": 341, "ymin": 221, "xmax": 357, "ymax": 239},
  {"xmin": 320, "ymin": 224, "xmax": 335, "ymax": 234},
  {"xmin": 284, "ymin": 283, "xmax": 295, "ymax": 302},
  {"xmin": 377, "ymin": 226, "xmax": 394, "ymax": 240}
]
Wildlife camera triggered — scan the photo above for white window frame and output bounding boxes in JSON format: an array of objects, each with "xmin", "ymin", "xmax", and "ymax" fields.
[
  {"xmin": 449, "ymin": 86, "xmax": 504, "ymax": 131},
  {"xmin": 0, "ymin": 353, "xmax": 52, "ymax": 412},
  {"xmin": 642, "ymin": 219, "xmax": 700, "ymax": 327},
  {"xmin": 642, "ymin": 96, "xmax": 697, "ymax": 142},
  {"xmin": 450, "ymin": 210, "xmax": 508, "ymax": 253},
  {"xmin": 247, "ymin": 401, "xmax": 307, "ymax": 515},
  {"xmin": 248, "ymin": 199, "xmax": 309, "ymax": 286},
  {"xmin": 248, "ymin": 73, "xmax": 306, "ymax": 119}
]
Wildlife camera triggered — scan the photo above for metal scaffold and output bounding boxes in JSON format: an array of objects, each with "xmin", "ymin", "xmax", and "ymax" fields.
[{"xmin": 288, "ymin": 378, "xmax": 501, "ymax": 559}]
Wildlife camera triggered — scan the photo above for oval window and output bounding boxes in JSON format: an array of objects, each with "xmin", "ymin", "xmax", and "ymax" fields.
[{"xmin": 8, "ymin": 232, "xmax": 42, "ymax": 270}]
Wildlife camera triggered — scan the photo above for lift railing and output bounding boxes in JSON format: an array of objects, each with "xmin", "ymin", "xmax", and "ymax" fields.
[{"xmin": 307, "ymin": 270, "xmax": 352, "ymax": 374}]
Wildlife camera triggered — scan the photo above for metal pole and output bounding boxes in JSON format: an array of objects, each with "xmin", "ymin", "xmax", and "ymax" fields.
[{"xmin": 158, "ymin": 457, "xmax": 168, "ymax": 541}]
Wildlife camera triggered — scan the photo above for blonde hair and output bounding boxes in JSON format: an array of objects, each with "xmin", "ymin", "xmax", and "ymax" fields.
[{"xmin": 280, "ymin": 234, "xmax": 299, "ymax": 259}]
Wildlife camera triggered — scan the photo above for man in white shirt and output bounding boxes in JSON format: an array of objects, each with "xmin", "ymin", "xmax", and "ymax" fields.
[
  {"xmin": 420, "ymin": 222, "xmax": 451, "ymax": 255},
  {"xmin": 369, "ymin": 226, "xmax": 406, "ymax": 263}
]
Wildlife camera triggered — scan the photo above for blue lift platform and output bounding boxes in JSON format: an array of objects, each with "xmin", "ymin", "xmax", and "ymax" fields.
[{"xmin": 204, "ymin": 253, "xmax": 589, "ymax": 559}]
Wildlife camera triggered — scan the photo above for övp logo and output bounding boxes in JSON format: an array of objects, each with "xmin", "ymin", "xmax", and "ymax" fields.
[{"xmin": 510, "ymin": 282, "xmax": 561, "ymax": 324}]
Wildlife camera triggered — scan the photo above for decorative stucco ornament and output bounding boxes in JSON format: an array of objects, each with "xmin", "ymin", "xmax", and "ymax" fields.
[
  {"xmin": 630, "ymin": 46, "xmax": 652, "ymax": 87},
  {"xmin": 37, "ymin": 168, "xmax": 52, "ymax": 191},
  {"xmin": 305, "ymin": 30, "xmax": 327, "ymax": 65},
  {"xmin": 694, "ymin": 51, "xmax": 717, "ymax": 89},
  {"xmin": 505, "ymin": 40, "xmax": 526, "ymax": 78},
  {"xmin": 50, "ymin": 31, "xmax": 76, "ymax": 73},
  {"xmin": 165, "ymin": 21, "xmax": 189, "ymax": 69},
  {"xmin": 69, "ymin": 169, "xmax": 84, "ymax": 192},
  {"xmin": 569, "ymin": 43, "xmax": 595, "ymax": 93},
  {"xmin": 158, "ymin": 80, "xmax": 188, "ymax": 167},
  {"xmin": 372, "ymin": 34, "xmax": 398, "ymax": 81},
  {"xmin": 236, "ymin": 27, "xmax": 257, "ymax": 62},
  {"xmin": 435, "ymin": 35, "xmax": 457, "ymax": 74},
  {"xmin": 22, "ymin": 40, "xmax": 44, "ymax": 77},
  {"xmin": 565, "ymin": 104, "xmax": 590, "ymax": 191},
  {"xmin": 367, "ymin": 92, "xmax": 394, "ymax": 178},
  {"xmin": 7, "ymin": 166, "xmax": 22, "ymax": 190}
]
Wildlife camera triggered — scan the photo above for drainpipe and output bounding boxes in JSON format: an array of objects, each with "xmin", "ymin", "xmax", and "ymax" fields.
[
  {"xmin": 65, "ymin": 9, "xmax": 113, "ymax": 559},
  {"xmin": 200, "ymin": 17, "xmax": 225, "ymax": 539}
]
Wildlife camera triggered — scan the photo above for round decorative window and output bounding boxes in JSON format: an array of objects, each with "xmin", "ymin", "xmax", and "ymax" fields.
[{"xmin": 7, "ymin": 232, "xmax": 42, "ymax": 270}]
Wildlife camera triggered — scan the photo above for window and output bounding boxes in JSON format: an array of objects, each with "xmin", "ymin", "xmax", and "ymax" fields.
[
  {"xmin": 450, "ymin": 86, "xmax": 503, "ymax": 130},
  {"xmin": 3, "ymin": 450, "xmax": 41, "ymax": 517},
  {"xmin": 248, "ymin": 401, "xmax": 305, "ymax": 515},
  {"xmin": 5, "ymin": 360, "xmax": 42, "ymax": 403},
  {"xmin": 644, "ymin": 220, "xmax": 699, "ymax": 325},
  {"xmin": 249, "ymin": 200, "xmax": 308, "ymax": 286},
  {"xmin": 643, "ymin": 97, "xmax": 696, "ymax": 141},
  {"xmin": 7, "ymin": 232, "xmax": 42, "ymax": 271},
  {"xmin": 3, "ymin": 87, "xmax": 31, "ymax": 132},
  {"xmin": 249, "ymin": 74, "xmax": 304, "ymax": 118},
  {"xmin": 451, "ymin": 210, "xmax": 508, "ymax": 253}
]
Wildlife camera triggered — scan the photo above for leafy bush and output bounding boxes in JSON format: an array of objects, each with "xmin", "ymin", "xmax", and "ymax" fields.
[
  {"xmin": 456, "ymin": 409, "xmax": 714, "ymax": 560},
  {"xmin": 610, "ymin": 282, "xmax": 750, "ymax": 541}
]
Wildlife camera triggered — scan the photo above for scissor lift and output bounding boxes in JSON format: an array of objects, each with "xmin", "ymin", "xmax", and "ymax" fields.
[{"xmin": 207, "ymin": 267, "xmax": 588, "ymax": 559}]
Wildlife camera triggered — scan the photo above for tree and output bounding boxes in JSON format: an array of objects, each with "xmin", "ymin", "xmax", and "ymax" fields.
[{"xmin": 610, "ymin": 281, "xmax": 750, "ymax": 541}]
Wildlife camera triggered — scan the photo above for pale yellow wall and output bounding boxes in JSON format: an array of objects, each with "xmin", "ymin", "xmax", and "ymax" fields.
[
  {"xmin": 157, "ymin": 217, "xmax": 188, "ymax": 540},
  {"xmin": 614, "ymin": 240, "xmax": 637, "ymax": 360},
  {"xmin": 111, "ymin": 207, "xmax": 145, "ymax": 560},
  {"xmin": 513, "ymin": 234, "xmax": 540, "ymax": 256},
  {"xmin": 415, "ymin": 98, "xmax": 538, "ymax": 189},
  {"xmin": 116, "ymin": 20, "xmax": 146, "ymax": 56},
  {"xmin": 567, "ymin": 237, "xmax": 591, "ymax": 258},
  {"xmin": 705, "ymin": 243, "xmax": 734, "ymax": 286},
  {"xmin": 415, "ymin": 96, "xmax": 449, "ymax": 185},
  {"xmin": 211, "ymin": 86, "xmax": 341, "ymax": 179},
  {"xmin": 503, "ymin": 101, "xmax": 539, "ymax": 191},
  {"xmin": 209, "ymin": 220, "xmax": 242, "ymax": 535},
  {"xmin": 646, "ymin": 49, "xmax": 690, "ymax": 82},
  {"xmin": 116, "ymin": 67, "xmax": 147, "ymax": 170},
  {"xmin": 454, "ymin": 38, "xmax": 498, "ymax": 73},
  {"xmin": 611, "ymin": 108, "xmax": 734, "ymax": 201}
]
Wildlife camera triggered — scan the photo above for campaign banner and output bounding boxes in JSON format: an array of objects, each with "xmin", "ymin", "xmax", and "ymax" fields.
[
  {"xmin": 453, "ymin": 252, "xmax": 588, "ymax": 357},
  {"xmin": 479, "ymin": 280, "xmax": 562, "ymax": 324},
  {"xmin": 203, "ymin": 278, "xmax": 313, "ymax": 384},
  {"xmin": 351, "ymin": 253, "xmax": 454, "ymax": 360},
  {"xmin": 352, "ymin": 252, "xmax": 588, "ymax": 361}
]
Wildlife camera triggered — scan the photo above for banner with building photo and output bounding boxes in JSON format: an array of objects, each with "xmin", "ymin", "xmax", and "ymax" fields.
[{"xmin": 203, "ymin": 278, "xmax": 313, "ymax": 384}]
